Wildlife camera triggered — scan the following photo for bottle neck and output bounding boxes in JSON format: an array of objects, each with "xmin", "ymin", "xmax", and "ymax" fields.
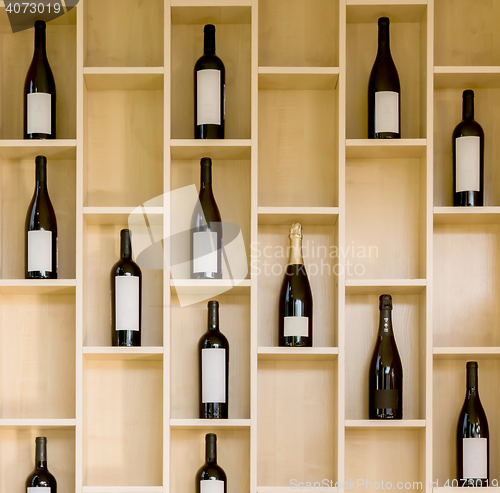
[
  {"xmin": 121, "ymin": 233, "xmax": 132, "ymax": 260},
  {"xmin": 204, "ymin": 30, "xmax": 215, "ymax": 56},
  {"xmin": 35, "ymin": 161, "xmax": 48, "ymax": 192},
  {"xmin": 377, "ymin": 23, "xmax": 390, "ymax": 52},
  {"xmin": 206, "ymin": 437, "xmax": 217, "ymax": 464},
  {"xmin": 35, "ymin": 440, "xmax": 47, "ymax": 469},
  {"xmin": 466, "ymin": 365, "xmax": 478, "ymax": 398},
  {"xmin": 208, "ymin": 303, "xmax": 219, "ymax": 332},
  {"xmin": 463, "ymin": 94, "xmax": 474, "ymax": 121},
  {"xmin": 288, "ymin": 236, "xmax": 304, "ymax": 265},
  {"xmin": 378, "ymin": 308, "xmax": 394, "ymax": 336},
  {"xmin": 34, "ymin": 24, "xmax": 47, "ymax": 58},
  {"xmin": 200, "ymin": 163, "xmax": 212, "ymax": 192}
]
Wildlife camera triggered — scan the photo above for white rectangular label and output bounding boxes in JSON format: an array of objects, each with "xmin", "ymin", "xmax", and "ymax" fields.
[
  {"xmin": 197, "ymin": 69, "xmax": 221, "ymax": 125},
  {"xmin": 463, "ymin": 437, "xmax": 487, "ymax": 479},
  {"xmin": 284, "ymin": 316, "xmax": 309, "ymax": 337},
  {"xmin": 202, "ymin": 348, "xmax": 226, "ymax": 403},
  {"xmin": 28, "ymin": 489, "xmax": 51, "ymax": 492},
  {"xmin": 28, "ymin": 230, "xmax": 52, "ymax": 272},
  {"xmin": 115, "ymin": 276, "xmax": 140, "ymax": 332},
  {"xmin": 375, "ymin": 91, "xmax": 399, "ymax": 134},
  {"xmin": 193, "ymin": 231, "xmax": 218, "ymax": 274},
  {"xmin": 200, "ymin": 480, "xmax": 224, "ymax": 493},
  {"xmin": 456, "ymin": 136, "xmax": 480, "ymax": 193},
  {"xmin": 27, "ymin": 92, "xmax": 52, "ymax": 135}
]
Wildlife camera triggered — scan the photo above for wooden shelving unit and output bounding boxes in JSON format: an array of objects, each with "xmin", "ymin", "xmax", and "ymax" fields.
[{"xmin": 2, "ymin": 0, "xmax": 500, "ymax": 492}]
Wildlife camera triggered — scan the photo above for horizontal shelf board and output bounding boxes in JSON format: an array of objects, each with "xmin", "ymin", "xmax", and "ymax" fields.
[
  {"xmin": 345, "ymin": 279, "xmax": 426, "ymax": 295},
  {"xmin": 258, "ymin": 347, "xmax": 338, "ymax": 361},
  {"xmin": 346, "ymin": 139, "xmax": 427, "ymax": 159},
  {"xmin": 345, "ymin": 419, "xmax": 426, "ymax": 429},
  {"xmin": 171, "ymin": 0, "xmax": 251, "ymax": 6},
  {"xmin": 258, "ymin": 67, "xmax": 339, "ymax": 90},
  {"xmin": 171, "ymin": 5, "xmax": 251, "ymax": 25},
  {"xmin": 0, "ymin": 419, "xmax": 76, "ymax": 429},
  {"xmin": 83, "ymin": 207, "xmax": 163, "ymax": 225},
  {"xmin": 257, "ymin": 488, "xmax": 337, "ymax": 493},
  {"xmin": 0, "ymin": 140, "xmax": 77, "ymax": 160},
  {"xmin": 170, "ymin": 139, "xmax": 251, "ymax": 160},
  {"xmin": 346, "ymin": 2, "xmax": 427, "ymax": 24},
  {"xmin": 433, "ymin": 490, "xmax": 500, "ymax": 493},
  {"xmin": 171, "ymin": 279, "xmax": 251, "ymax": 296},
  {"xmin": 82, "ymin": 488, "xmax": 163, "ymax": 493},
  {"xmin": 434, "ymin": 207, "xmax": 500, "ymax": 225},
  {"xmin": 258, "ymin": 207, "xmax": 339, "ymax": 226},
  {"xmin": 434, "ymin": 66, "xmax": 500, "ymax": 89},
  {"xmin": 0, "ymin": 279, "xmax": 76, "ymax": 295},
  {"xmin": 83, "ymin": 347, "xmax": 164, "ymax": 361},
  {"xmin": 84, "ymin": 67, "xmax": 164, "ymax": 91},
  {"xmin": 434, "ymin": 347, "xmax": 500, "ymax": 360},
  {"xmin": 170, "ymin": 419, "xmax": 251, "ymax": 429}
]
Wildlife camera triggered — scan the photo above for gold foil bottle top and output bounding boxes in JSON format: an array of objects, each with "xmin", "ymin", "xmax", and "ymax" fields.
[{"xmin": 289, "ymin": 223, "xmax": 303, "ymax": 239}]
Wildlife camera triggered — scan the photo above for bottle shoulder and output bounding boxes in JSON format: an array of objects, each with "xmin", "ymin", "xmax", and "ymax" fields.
[
  {"xmin": 453, "ymin": 119, "xmax": 484, "ymax": 138},
  {"xmin": 195, "ymin": 54, "xmax": 225, "ymax": 72},
  {"xmin": 26, "ymin": 468, "xmax": 57, "ymax": 487},
  {"xmin": 111, "ymin": 259, "xmax": 142, "ymax": 277},
  {"xmin": 196, "ymin": 463, "xmax": 227, "ymax": 482},
  {"xmin": 199, "ymin": 330, "xmax": 229, "ymax": 349}
]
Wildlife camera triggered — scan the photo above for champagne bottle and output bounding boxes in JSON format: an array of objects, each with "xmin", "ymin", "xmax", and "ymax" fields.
[
  {"xmin": 111, "ymin": 229, "xmax": 142, "ymax": 347},
  {"xmin": 199, "ymin": 301, "xmax": 229, "ymax": 419},
  {"xmin": 24, "ymin": 20, "xmax": 56, "ymax": 139},
  {"xmin": 196, "ymin": 433, "xmax": 227, "ymax": 493},
  {"xmin": 453, "ymin": 90, "xmax": 484, "ymax": 207},
  {"xmin": 368, "ymin": 17, "xmax": 401, "ymax": 139},
  {"xmin": 194, "ymin": 24, "xmax": 225, "ymax": 139},
  {"xmin": 25, "ymin": 155, "xmax": 58, "ymax": 279},
  {"xmin": 368, "ymin": 294, "xmax": 403, "ymax": 419},
  {"xmin": 457, "ymin": 361, "xmax": 489, "ymax": 486},
  {"xmin": 25, "ymin": 437, "xmax": 57, "ymax": 492},
  {"xmin": 191, "ymin": 157, "xmax": 223, "ymax": 279},
  {"xmin": 278, "ymin": 223, "xmax": 313, "ymax": 347}
]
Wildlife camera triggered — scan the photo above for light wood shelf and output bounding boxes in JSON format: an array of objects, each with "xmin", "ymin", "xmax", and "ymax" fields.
[
  {"xmin": 82, "ymin": 488, "xmax": 163, "ymax": 493},
  {"xmin": 434, "ymin": 66, "xmax": 500, "ymax": 89},
  {"xmin": 434, "ymin": 347, "xmax": 500, "ymax": 360},
  {"xmin": 83, "ymin": 67, "xmax": 165, "ymax": 90},
  {"xmin": 0, "ymin": 419, "xmax": 77, "ymax": 429},
  {"xmin": 170, "ymin": 419, "xmax": 251, "ymax": 429},
  {"xmin": 0, "ymin": 279, "xmax": 76, "ymax": 295},
  {"xmin": 258, "ymin": 207, "xmax": 339, "ymax": 225},
  {"xmin": 170, "ymin": 139, "xmax": 252, "ymax": 160},
  {"xmin": 83, "ymin": 347, "xmax": 164, "ymax": 361},
  {"xmin": 258, "ymin": 346, "xmax": 339, "ymax": 361},
  {"xmin": 345, "ymin": 419, "xmax": 426, "ymax": 429},
  {"xmin": 0, "ymin": 139, "xmax": 77, "ymax": 159},
  {"xmin": 258, "ymin": 67, "xmax": 340, "ymax": 90},
  {"xmin": 345, "ymin": 279, "xmax": 426, "ymax": 295},
  {"xmin": 346, "ymin": 138, "xmax": 427, "ymax": 158},
  {"xmin": 434, "ymin": 207, "xmax": 500, "ymax": 225}
]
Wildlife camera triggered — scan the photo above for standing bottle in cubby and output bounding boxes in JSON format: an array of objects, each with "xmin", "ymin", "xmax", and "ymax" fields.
[
  {"xmin": 195, "ymin": 24, "xmax": 225, "ymax": 139},
  {"xmin": 453, "ymin": 90, "xmax": 484, "ymax": 207},
  {"xmin": 110, "ymin": 229, "xmax": 142, "ymax": 347},
  {"xmin": 196, "ymin": 433, "xmax": 227, "ymax": 493},
  {"xmin": 25, "ymin": 436, "xmax": 57, "ymax": 492},
  {"xmin": 24, "ymin": 20, "xmax": 56, "ymax": 140},
  {"xmin": 368, "ymin": 17, "xmax": 401, "ymax": 139}
]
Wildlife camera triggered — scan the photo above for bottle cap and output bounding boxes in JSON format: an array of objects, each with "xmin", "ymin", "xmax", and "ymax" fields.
[
  {"xmin": 120, "ymin": 229, "xmax": 131, "ymax": 238},
  {"xmin": 35, "ymin": 155, "xmax": 47, "ymax": 166},
  {"xmin": 463, "ymin": 89, "xmax": 474, "ymax": 98},
  {"xmin": 208, "ymin": 300, "xmax": 219, "ymax": 309},
  {"xmin": 378, "ymin": 17, "xmax": 390, "ymax": 26},
  {"xmin": 204, "ymin": 24, "xmax": 216, "ymax": 33},
  {"xmin": 289, "ymin": 223, "xmax": 303, "ymax": 239},
  {"xmin": 466, "ymin": 361, "xmax": 478, "ymax": 368},
  {"xmin": 201, "ymin": 157, "xmax": 212, "ymax": 166},
  {"xmin": 206, "ymin": 433, "xmax": 217, "ymax": 440},
  {"xmin": 35, "ymin": 20, "xmax": 46, "ymax": 29},
  {"xmin": 36, "ymin": 436, "xmax": 47, "ymax": 443},
  {"xmin": 379, "ymin": 294, "xmax": 392, "ymax": 310}
]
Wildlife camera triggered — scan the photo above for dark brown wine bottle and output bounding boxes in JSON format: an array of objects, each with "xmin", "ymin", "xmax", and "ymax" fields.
[
  {"xmin": 196, "ymin": 434, "xmax": 227, "ymax": 493},
  {"xmin": 25, "ymin": 437, "xmax": 57, "ymax": 492}
]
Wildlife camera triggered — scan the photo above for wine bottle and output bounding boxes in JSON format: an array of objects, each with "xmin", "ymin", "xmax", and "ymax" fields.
[
  {"xmin": 368, "ymin": 294, "xmax": 403, "ymax": 419},
  {"xmin": 278, "ymin": 223, "xmax": 313, "ymax": 347},
  {"xmin": 191, "ymin": 157, "xmax": 223, "ymax": 279},
  {"xmin": 453, "ymin": 90, "xmax": 484, "ymax": 207},
  {"xmin": 457, "ymin": 361, "xmax": 489, "ymax": 486},
  {"xmin": 199, "ymin": 301, "xmax": 229, "ymax": 419},
  {"xmin": 196, "ymin": 433, "xmax": 227, "ymax": 493},
  {"xmin": 194, "ymin": 24, "xmax": 225, "ymax": 139},
  {"xmin": 24, "ymin": 20, "xmax": 56, "ymax": 139},
  {"xmin": 110, "ymin": 229, "xmax": 142, "ymax": 347},
  {"xmin": 25, "ymin": 437, "xmax": 57, "ymax": 492},
  {"xmin": 368, "ymin": 17, "xmax": 401, "ymax": 139},
  {"xmin": 25, "ymin": 155, "xmax": 58, "ymax": 279}
]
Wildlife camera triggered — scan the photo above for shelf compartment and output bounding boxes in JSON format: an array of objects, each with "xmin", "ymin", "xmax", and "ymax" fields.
[
  {"xmin": 258, "ymin": 207, "xmax": 339, "ymax": 226},
  {"xmin": 345, "ymin": 279, "xmax": 426, "ymax": 295},
  {"xmin": 83, "ymin": 347, "xmax": 164, "ymax": 361},
  {"xmin": 84, "ymin": 0, "xmax": 164, "ymax": 67},
  {"xmin": 0, "ymin": 427, "xmax": 75, "ymax": 493},
  {"xmin": 345, "ymin": 292, "xmax": 426, "ymax": 420},
  {"xmin": 84, "ymin": 67, "xmax": 164, "ymax": 91},
  {"xmin": 345, "ymin": 139, "xmax": 427, "ymax": 159},
  {"xmin": 346, "ymin": 5, "xmax": 427, "ymax": 139},
  {"xmin": 170, "ymin": 419, "xmax": 251, "ymax": 429},
  {"xmin": 258, "ymin": 359, "xmax": 337, "ymax": 486},
  {"xmin": 259, "ymin": 0, "xmax": 339, "ymax": 68},
  {"xmin": 258, "ymin": 347, "xmax": 338, "ymax": 361},
  {"xmin": 434, "ymin": 359, "xmax": 500, "ymax": 484},
  {"xmin": 170, "ymin": 139, "xmax": 252, "ymax": 160},
  {"xmin": 434, "ymin": 223, "xmax": 500, "ymax": 347},
  {"xmin": 434, "ymin": 347, "xmax": 500, "ymax": 360},
  {"xmin": 0, "ymin": 279, "xmax": 76, "ymax": 295},
  {"xmin": 83, "ymin": 359, "xmax": 163, "ymax": 487},
  {"xmin": 0, "ymin": 140, "xmax": 77, "ymax": 159},
  {"xmin": 170, "ymin": 428, "xmax": 249, "ymax": 493},
  {"xmin": 171, "ymin": 6, "xmax": 251, "ymax": 139},
  {"xmin": 83, "ymin": 207, "xmax": 164, "ymax": 226},
  {"xmin": 345, "ymin": 419, "xmax": 426, "ymax": 430},
  {"xmin": 434, "ymin": 207, "xmax": 500, "ymax": 225},
  {"xmin": 434, "ymin": 66, "xmax": 500, "ymax": 89},
  {"xmin": 257, "ymin": 224, "xmax": 338, "ymax": 347},
  {"xmin": 0, "ymin": 419, "xmax": 76, "ymax": 429},
  {"xmin": 258, "ymin": 67, "xmax": 339, "ymax": 90},
  {"xmin": 170, "ymin": 293, "xmax": 250, "ymax": 420}
]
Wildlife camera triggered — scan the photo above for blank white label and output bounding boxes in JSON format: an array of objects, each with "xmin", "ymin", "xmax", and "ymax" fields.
[
  {"xmin": 197, "ymin": 69, "xmax": 221, "ymax": 125},
  {"xmin": 28, "ymin": 230, "xmax": 52, "ymax": 272},
  {"xmin": 200, "ymin": 480, "xmax": 224, "ymax": 493},
  {"xmin": 463, "ymin": 437, "xmax": 487, "ymax": 479},
  {"xmin": 456, "ymin": 136, "xmax": 480, "ymax": 192},
  {"xmin": 202, "ymin": 348, "xmax": 226, "ymax": 403},
  {"xmin": 28, "ymin": 489, "xmax": 51, "ymax": 492},
  {"xmin": 27, "ymin": 93, "xmax": 52, "ymax": 135},
  {"xmin": 375, "ymin": 91, "xmax": 399, "ymax": 134},
  {"xmin": 193, "ymin": 231, "xmax": 218, "ymax": 274},
  {"xmin": 115, "ymin": 276, "xmax": 140, "ymax": 332},
  {"xmin": 284, "ymin": 316, "xmax": 309, "ymax": 337}
]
